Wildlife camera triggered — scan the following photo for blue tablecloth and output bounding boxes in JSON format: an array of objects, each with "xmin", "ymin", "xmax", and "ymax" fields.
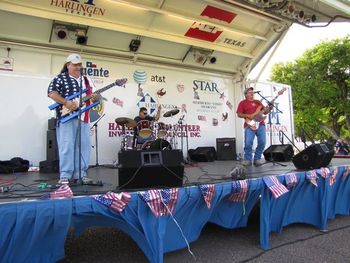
[{"xmin": 1, "ymin": 166, "xmax": 350, "ymax": 263}]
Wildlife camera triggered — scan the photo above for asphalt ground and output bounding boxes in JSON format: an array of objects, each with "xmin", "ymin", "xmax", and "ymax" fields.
[{"xmin": 59, "ymin": 205, "xmax": 350, "ymax": 263}]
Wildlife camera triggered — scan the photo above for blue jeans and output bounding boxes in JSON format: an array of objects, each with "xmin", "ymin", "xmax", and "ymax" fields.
[
  {"xmin": 244, "ymin": 125, "xmax": 266, "ymax": 161},
  {"xmin": 56, "ymin": 119, "xmax": 91, "ymax": 180}
]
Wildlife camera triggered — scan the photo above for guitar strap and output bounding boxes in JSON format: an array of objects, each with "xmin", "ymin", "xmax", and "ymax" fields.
[{"xmin": 83, "ymin": 76, "xmax": 92, "ymax": 123}]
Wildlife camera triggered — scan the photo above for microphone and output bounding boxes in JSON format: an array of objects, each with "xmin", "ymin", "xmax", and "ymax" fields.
[{"xmin": 253, "ymin": 91, "xmax": 261, "ymax": 94}]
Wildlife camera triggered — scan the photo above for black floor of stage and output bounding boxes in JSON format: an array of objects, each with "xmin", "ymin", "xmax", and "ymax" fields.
[{"xmin": 1, "ymin": 156, "xmax": 350, "ymax": 203}]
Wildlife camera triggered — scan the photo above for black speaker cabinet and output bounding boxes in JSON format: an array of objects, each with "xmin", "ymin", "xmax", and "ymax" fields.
[
  {"xmin": 263, "ymin": 144, "xmax": 294, "ymax": 162},
  {"xmin": 48, "ymin": 118, "xmax": 57, "ymax": 130},
  {"xmin": 216, "ymin": 138, "xmax": 236, "ymax": 160},
  {"xmin": 190, "ymin": 147, "xmax": 217, "ymax": 162},
  {"xmin": 39, "ymin": 160, "xmax": 59, "ymax": 173},
  {"xmin": 292, "ymin": 143, "xmax": 335, "ymax": 170},
  {"xmin": 118, "ymin": 150, "xmax": 184, "ymax": 189},
  {"xmin": 46, "ymin": 130, "xmax": 59, "ymax": 161}
]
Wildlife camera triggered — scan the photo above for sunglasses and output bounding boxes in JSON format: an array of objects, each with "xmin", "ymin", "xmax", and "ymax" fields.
[{"xmin": 142, "ymin": 111, "xmax": 148, "ymax": 114}]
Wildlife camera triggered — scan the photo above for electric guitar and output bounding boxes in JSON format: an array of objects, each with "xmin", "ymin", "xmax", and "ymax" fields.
[
  {"xmin": 245, "ymin": 87, "xmax": 287, "ymax": 131},
  {"xmin": 49, "ymin": 78, "xmax": 127, "ymax": 123}
]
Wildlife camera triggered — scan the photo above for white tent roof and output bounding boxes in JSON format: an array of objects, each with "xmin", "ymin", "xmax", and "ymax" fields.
[{"xmin": 0, "ymin": 0, "xmax": 349, "ymax": 77}]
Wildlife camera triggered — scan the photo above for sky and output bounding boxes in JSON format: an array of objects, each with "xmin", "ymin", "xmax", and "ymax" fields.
[{"xmin": 248, "ymin": 22, "xmax": 350, "ymax": 82}]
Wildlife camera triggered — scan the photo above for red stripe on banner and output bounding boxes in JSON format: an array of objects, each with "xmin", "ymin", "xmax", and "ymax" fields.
[
  {"xmin": 185, "ymin": 25, "xmax": 222, "ymax": 42},
  {"xmin": 201, "ymin": 5, "xmax": 236, "ymax": 23}
]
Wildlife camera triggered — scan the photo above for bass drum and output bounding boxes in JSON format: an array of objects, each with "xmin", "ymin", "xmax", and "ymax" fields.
[{"xmin": 141, "ymin": 139, "xmax": 172, "ymax": 150}]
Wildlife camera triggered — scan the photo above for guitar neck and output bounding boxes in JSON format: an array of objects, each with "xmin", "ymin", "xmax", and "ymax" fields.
[{"xmin": 82, "ymin": 82, "xmax": 116, "ymax": 102}]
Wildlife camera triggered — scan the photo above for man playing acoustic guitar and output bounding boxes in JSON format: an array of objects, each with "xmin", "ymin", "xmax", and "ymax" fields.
[{"xmin": 236, "ymin": 87, "xmax": 273, "ymax": 166}]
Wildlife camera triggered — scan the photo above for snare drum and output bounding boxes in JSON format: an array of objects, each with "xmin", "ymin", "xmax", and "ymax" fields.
[
  {"xmin": 155, "ymin": 122, "xmax": 168, "ymax": 138},
  {"xmin": 137, "ymin": 120, "xmax": 152, "ymax": 138}
]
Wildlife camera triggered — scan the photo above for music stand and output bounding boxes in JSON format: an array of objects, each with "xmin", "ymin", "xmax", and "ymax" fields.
[{"xmin": 255, "ymin": 91, "xmax": 286, "ymax": 167}]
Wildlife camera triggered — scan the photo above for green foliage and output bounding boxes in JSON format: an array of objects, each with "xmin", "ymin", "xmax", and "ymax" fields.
[{"xmin": 270, "ymin": 35, "xmax": 350, "ymax": 141}]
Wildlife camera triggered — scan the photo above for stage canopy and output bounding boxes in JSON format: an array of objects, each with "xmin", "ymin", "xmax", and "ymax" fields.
[{"xmin": 0, "ymin": 0, "xmax": 349, "ymax": 78}]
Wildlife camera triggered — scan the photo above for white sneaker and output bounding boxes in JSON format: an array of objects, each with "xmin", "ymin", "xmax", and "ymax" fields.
[
  {"xmin": 242, "ymin": 160, "xmax": 252, "ymax": 166},
  {"xmin": 254, "ymin": 159, "xmax": 266, "ymax": 166},
  {"xmin": 82, "ymin": 177, "xmax": 93, "ymax": 183},
  {"xmin": 58, "ymin": 178, "xmax": 69, "ymax": 185}
]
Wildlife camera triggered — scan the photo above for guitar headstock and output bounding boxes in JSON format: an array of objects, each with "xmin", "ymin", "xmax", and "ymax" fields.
[
  {"xmin": 278, "ymin": 87, "xmax": 287, "ymax": 95},
  {"xmin": 115, "ymin": 78, "xmax": 128, "ymax": 87}
]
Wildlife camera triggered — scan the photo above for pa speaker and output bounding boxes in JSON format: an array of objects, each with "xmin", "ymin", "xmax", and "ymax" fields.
[
  {"xmin": 46, "ymin": 130, "xmax": 59, "ymax": 161},
  {"xmin": 118, "ymin": 150, "xmax": 184, "ymax": 189},
  {"xmin": 190, "ymin": 147, "xmax": 217, "ymax": 162},
  {"xmin": 39, "ymin": 160, "xmax": 59, "ymax": 173},
  {"xmin": 263, "ymin": 144, "xmax": 294, "ymax": 162},
  {"xmin": 216, "ymin": 138, "xmax": 236, "ymax": 160},
  {"xmin": 292, "ymin": 143, "xmax": 334, "ymax": 170}
]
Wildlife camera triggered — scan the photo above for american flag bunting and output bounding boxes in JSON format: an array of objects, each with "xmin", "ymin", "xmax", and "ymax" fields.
[
  {"xmin": 228, "ymin": 180, "xmax": 248, "ymax": 202},
  {"xmin": 306, "ymin": 170, "xmax": 318, "ymax": 187},
  {"xmin": 284, "ymin": 173, "xmax": 298, "ymax": 189},
  {"xmin": 263, "ymin": 176, "xmax": 289, "ymax": 198},
  {"xmin": 94, "ymin": 191, "xmax": 131, "ymax": 213},
  {"xmin": 199, "ymin": 184, "xmax": 215, "ymax": 209},
  {"xmin": 329, "ymin": 167, "xmax": 338, "ymax": 186},
  {"xmin": 138, "ymin": 188, "xmax": 179, "ymax": 217},
  {"xmin": 318, "ymin": 167, "xmax": 331, "ymax": 179},
  {"xmin": 342, "ymin": 166, "xmax": 350, "ymax": 181}
]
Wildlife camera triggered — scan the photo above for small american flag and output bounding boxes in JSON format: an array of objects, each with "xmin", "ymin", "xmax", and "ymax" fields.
[
  {"xmin": 284, "ymin": 173, "xmax": 298, "ymax": 189},
  {"xmin": 228, "ymin": 180, "xmax": 248, "ymax": 202},
  {"xmin": 199, "ymin": 184, "xmax": 215, "ymax": 209},
  {"xmin": 94, "ymin": 191, "xmax": 131, "ymax": 213},
  {"xmin": 138, "ymin": 188, "xmax": 179, "ymax": 217},
  {"xmin": 50, "ymin": 184, "xmax": 73, "ymax": 199},
  {"xmin": 263, "ymin": 176, "xmax": 289, "ymax": 198},
  {"xmin": 306, "ymin": 170, "xmax": 318, "ymax": 187},
  {"xmin": 329, "ymin": 167, "xmax": 338, "ymax": 186}
]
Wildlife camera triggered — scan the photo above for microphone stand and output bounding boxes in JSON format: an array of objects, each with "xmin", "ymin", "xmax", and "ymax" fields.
[
  {"xmin": 255, "ymin": 91, "xmax": 286, "ymax": 167},
  {"xmin": 90, "ymin": 113, "xmax": 106, "ymax": 168},
  {"xmin": 78, "ymin": 69, "xmax": 84, "ymax": 184}
]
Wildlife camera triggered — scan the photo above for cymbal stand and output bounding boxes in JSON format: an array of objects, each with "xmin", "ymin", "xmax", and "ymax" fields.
[{"xmin": 120, "ymin": 124, "xmax": 127, "ymax": 151}]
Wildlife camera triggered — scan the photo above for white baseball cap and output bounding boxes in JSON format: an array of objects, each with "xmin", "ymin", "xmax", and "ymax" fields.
[{"xmin": 66, "ymin": 53, "xmax": 82, "ymax": 64}]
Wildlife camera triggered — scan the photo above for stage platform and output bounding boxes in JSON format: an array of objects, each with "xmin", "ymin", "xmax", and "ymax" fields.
[
  {"xmin": 1, "ymin": 157, "xmax": 339, "ymax": 201},
  {"xmin": 1, "ymin": 156, "xmax": 350, "ymax": 263}
]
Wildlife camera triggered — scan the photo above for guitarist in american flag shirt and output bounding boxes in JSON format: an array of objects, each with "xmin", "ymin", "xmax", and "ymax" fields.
[
  {"xmin": 236, "ymin": 87, "xmax": 272, "ymax": 166},
  {"xmin": 47, "ymin": 53, "xmax": 100, "ymax": 185}
]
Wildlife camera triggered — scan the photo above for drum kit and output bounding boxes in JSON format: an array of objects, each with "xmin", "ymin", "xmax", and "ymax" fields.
[{"xmin": 115, "ymin": 108, "xmax": 181, "ymax": 151}]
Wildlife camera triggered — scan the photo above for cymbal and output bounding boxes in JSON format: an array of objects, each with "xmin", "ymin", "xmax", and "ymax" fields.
[
  {"xmin": 163, "ymin": 109, "xmax": 180, "ymax": 118},
  {"xmin": 115, "ymin": 117, "xmax": 137, "ymax": 128}
]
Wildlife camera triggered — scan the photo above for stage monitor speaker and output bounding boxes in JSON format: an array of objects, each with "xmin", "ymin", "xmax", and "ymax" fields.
[
  {"xmin": 39, "ymin": 160, "xmax": 59, "ymax": 173},
  {"xmin": 216, "ymin": 138, "xmax": 236, "ymax": 160},
  {"xmin": 118, "ymin": 150, "xmax": 184, "ymax": 189},
  {"xmin": 190, "ymin": 147, "xmax": 217, "ymax": 162},
  {"xmin": 263, "ymin": 144, "xmax": 294, "ymax": 162},
  {"xmin": 292, "ymin": 143, "xmax": 335, "ymax": 170},
  {"xmin": 46, "ymin": 130, "xmax": 59, "ymax": 161}
]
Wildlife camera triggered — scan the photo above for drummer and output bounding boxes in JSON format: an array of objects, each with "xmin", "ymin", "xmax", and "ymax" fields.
[{"xmin": 134, "ymin": 105, "xmax": 161, "ymax": 149}]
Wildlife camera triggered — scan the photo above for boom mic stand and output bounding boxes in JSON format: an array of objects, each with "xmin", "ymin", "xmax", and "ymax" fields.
[
  {"xmin": 90, "ymin": 113, "xmax": 106, "ymax": 168},
  {"xmin": 255, "ymin": 91, "xmax": 286, "ymax": 167}
]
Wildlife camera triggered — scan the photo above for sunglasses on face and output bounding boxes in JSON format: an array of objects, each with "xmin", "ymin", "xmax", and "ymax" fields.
[{"xmin": 142, "ymin": 111, "xmax": 147, "ymax": 114}]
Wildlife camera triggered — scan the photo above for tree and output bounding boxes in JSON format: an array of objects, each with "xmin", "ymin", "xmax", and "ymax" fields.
[{"xmin": 270, "ymin": 35, "xmax": 350, "ymax": 142}]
